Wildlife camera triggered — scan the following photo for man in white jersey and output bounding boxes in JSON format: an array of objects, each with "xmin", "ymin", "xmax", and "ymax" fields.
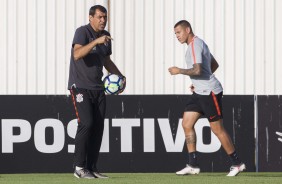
[{"xmin": 168, "ymin": 20, "xmax": 246, "ymax": 176}]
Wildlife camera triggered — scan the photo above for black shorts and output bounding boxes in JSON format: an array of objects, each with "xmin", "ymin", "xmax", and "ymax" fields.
[{"xmin": 184, "ymin": 92, "xmax": 223, "ymax": 122}]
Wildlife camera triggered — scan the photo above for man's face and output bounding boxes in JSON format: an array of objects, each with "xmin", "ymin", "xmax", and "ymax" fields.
[
  {"xmin": 174, "ymin": 25, "xmax": 189, "ymax": 44},
  {"xmin": 90, "ymin": 9, "xmax": 107, "ymax": 32}
]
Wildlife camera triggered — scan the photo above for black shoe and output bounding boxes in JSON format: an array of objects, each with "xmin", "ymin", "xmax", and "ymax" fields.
[
  {"xmin": 74, "ymin": 169, "xmax": 95, "ymax": 179},
  {"xmin": 92, "ymin": 171, "xmax": 109, "ymax": 179}
]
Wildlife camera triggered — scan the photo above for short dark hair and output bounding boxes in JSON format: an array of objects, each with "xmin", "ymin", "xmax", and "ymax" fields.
[
  {"xmin": 174, "ymin": 20, "xmax": 192, "ymax": 32},
  {"xmin": 89, "ymin": 5, "xmax": 107, "ymax": 16}
]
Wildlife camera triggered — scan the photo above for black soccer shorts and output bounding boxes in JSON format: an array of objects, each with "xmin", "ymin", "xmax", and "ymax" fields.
[{"xmin": 184, "ymin": 91, "xmax": 223, "ymax": 122}]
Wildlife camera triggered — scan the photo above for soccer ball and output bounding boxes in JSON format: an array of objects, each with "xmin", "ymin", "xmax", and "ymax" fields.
[{"xmin": 103, "ymin": 74, "xmax": 124, "ymax": 95}]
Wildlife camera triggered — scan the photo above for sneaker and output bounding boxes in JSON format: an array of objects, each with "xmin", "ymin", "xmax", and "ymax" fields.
[
  {"xmin": 227, "ymin": 163, "xmax": 246, "ymax": 176},
  {"xmin": 176, "ymin": 164, "xmax": 200, "ymax": 175},
  {"xmin": 92, "ymin": 171, "xmax": 109, "ymax": 179},
  {"xmin": 74, "ymin": 168, "xmax": 95, "ymax": 179}
]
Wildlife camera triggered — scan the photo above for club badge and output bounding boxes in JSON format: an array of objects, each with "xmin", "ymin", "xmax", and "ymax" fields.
[{"xmin": 76, "ymin": 93, "xmax": 83, "ymax": 103}]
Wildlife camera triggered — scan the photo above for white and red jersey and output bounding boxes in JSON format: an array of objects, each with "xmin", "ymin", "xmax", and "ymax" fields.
[{"xmin": 185, "ymin": 36, "xmax": 223, "ymax": 95}]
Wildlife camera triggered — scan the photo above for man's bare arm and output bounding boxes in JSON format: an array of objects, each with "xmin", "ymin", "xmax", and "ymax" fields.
[
  {"xmin": 73, "ymin": 35, "xmax": 112, "ymax": 61},
  {"xmin": 104, "ymin": 56, "xmax": 124, "ymax": 76},
  {"xmin": 168, "ymin": 63, "xmax": 201, "ymax": 76}
]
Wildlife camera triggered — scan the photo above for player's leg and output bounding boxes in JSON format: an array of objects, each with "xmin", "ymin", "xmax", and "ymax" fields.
[
  {"xmin": 182, "ymin": 111, "xmax": 201, "ymax": 163},
  {"xmin": 85, "ymin": 90, "xmax": 108, "ymax": 178},
  {"xmin": 210, "ymin": 119, "xmax": 246, "ymax": 176},
  {"xmin": 204, "ymin": 92, "xmax": 245, "ymax": 176},
  {"xmin": 176, "ymin": 94, "xmax": 202, "ymax": 175},
  {"xmin": 70, "ymin": 88, "xmax": 96, "ymax": 179},
  {"xmin": 209, "ymin": 119, "xmax": 235, "ymax": 154},
  {"xmin": 202, "ymin": 91, "xmax": 236, "ymax": 154},
  {"xmin": 176, "ymin": 111, "xmax": 201, "ymax": 175}
]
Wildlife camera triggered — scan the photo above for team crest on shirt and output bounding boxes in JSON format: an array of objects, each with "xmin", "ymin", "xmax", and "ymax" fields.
[{"xmin": 76, "ymin": 93, "xmax": 83, "ymax": 103}]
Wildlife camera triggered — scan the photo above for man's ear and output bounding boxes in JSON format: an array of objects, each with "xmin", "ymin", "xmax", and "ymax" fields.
[
  {"xmin": 186, "ymin": 27, "xmax": 190, "ymax": 34},
  {"xmin": 89, "ymin": 15, "xmax": 93, "ymax": 22}
]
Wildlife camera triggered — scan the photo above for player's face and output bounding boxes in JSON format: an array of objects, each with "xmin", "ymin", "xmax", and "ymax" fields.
[
  {"xmin": 174, "ymin": 26, "xmax": 189, "ymax": 44},
  {"xmin": 90, "ymin": 9, "xmax": 107, "ymax": 32}
]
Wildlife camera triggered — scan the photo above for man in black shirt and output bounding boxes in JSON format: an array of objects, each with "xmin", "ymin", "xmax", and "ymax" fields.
[{"xmin": 68, "ymin": 5, "xmax": 126, "ymax": 179}]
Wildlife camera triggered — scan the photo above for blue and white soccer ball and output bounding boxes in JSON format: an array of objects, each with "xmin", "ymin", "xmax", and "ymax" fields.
[{"xmin": 103, "ymin": 74, "xmax": 124, "ymax": 95}]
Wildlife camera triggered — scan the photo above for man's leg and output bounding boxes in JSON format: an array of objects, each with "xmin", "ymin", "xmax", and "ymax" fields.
[
  {"xmin": 210, "ymin": 119, "xmax": 246, "ymax": 176},
  {"xmin": 209, "ymin": 119, "xmax": 234, "ymax": 154},
  {"xmin": 199, "ymin": 92, "xmax": 245, "ymax": 176},
  {"xmin": 70, "ymin": 89, "xmax": 96, "ymax": 179},
  {"xmin": 182, "ymin": 112, "xmax": 201, "ymax": 154},
  {"xmin": 85, "ymin": 91, "xmax": 108, "ymax": 178},
  {"xmin": 176, "ymin": 111, "xmax": 201, "ymax": 175}
]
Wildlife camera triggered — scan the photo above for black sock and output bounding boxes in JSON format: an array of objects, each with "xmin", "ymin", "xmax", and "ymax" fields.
[
  {"xmin": 229, "ymin": 151, "xmax": 241, "ymax": 165},
  {"xmin": 188, "ymin": 152, "xmax": 199, "ymax": 167}
]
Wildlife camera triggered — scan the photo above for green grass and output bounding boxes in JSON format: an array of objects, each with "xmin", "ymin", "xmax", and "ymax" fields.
[{"xmin": 0, "ymin": 173, "xmax": 282, "ymax": 184}]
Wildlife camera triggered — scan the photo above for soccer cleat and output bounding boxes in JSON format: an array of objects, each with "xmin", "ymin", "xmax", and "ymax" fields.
[
  {"xmin": 176, "ymin": 164, "xmax": 200, "ymax": 175},
  {"xmin": 227, "ymin": 163, "xmax": 246, "ymax": 176},
  {"xmin": 92, "ymin": 171, "xmax": 109, "ymax": 179},
  {"xmin": 74, "ymin": 169, "xmax": 95, "ymax": 179}
]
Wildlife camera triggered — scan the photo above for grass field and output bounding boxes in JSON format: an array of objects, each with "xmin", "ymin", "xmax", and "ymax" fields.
[{"xmin": 0, "ymin": 173, "xmax": 282, "ymax": 184}]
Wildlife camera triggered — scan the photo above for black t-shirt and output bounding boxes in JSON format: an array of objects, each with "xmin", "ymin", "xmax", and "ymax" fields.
[{"xmin": 68, "ymin": 24, "xmax": 112, "ymax": 90}]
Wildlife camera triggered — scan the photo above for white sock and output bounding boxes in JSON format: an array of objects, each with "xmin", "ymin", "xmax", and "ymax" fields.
[{"xmin": 76, "ymin": 166, "xmax": 83, "ymax": 171}]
